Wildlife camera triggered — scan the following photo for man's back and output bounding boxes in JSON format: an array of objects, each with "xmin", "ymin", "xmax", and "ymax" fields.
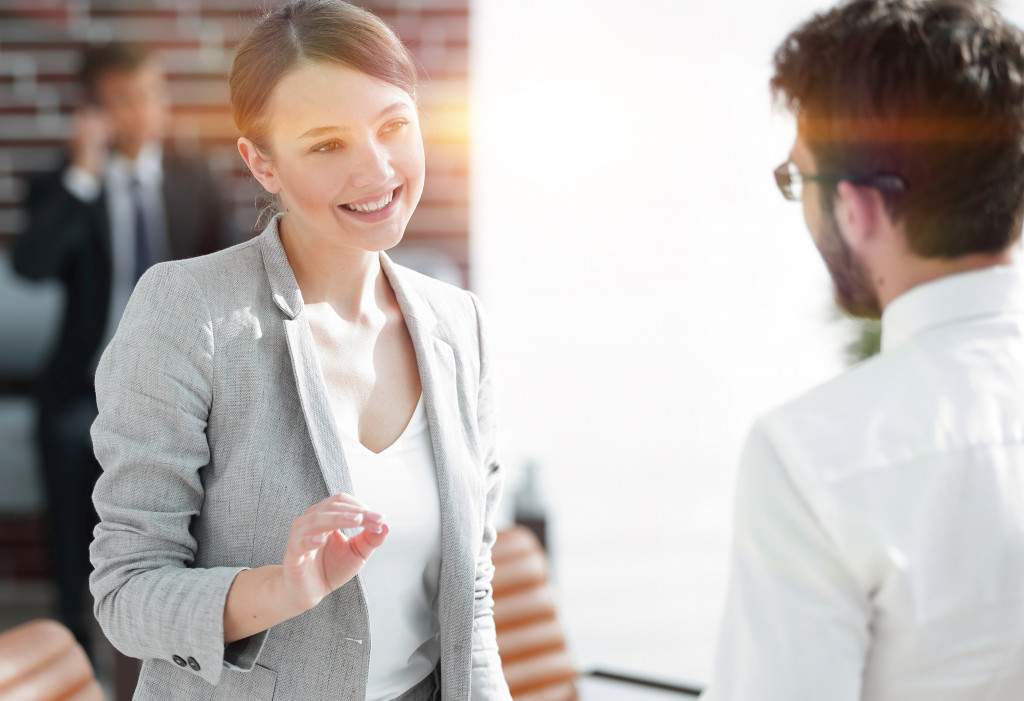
[
  {"xmin": 709, "ymin": 1, "xmax": 1024, "ymax": 697},
  {"xmin": 710, "ymin": 266, "xmax": 1024, "ymax": 700}
]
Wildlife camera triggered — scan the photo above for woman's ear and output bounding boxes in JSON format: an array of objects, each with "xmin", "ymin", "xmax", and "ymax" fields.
[{"xmin": 237, "ymin": 137, "xmax": 281, "ymax": 194}]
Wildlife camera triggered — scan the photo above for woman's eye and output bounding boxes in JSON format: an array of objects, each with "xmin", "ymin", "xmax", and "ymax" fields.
[
  {"xmin": 382, "ymin": 119, "xmax": 409, "ymax": 135},
  {"xmin": 314, "ymin": 141, "xmax": 341, "ymax": 153}
]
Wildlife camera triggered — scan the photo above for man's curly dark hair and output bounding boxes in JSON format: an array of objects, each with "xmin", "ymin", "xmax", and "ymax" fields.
[{"xmin": 772, "ymin": 0, "xmax": 1024, "ymax": 258}]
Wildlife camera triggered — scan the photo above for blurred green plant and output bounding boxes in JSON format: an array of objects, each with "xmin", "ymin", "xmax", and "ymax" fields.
[{"xmin": 844, "ymin": 317, "xmax": 882, "ymax": 365}]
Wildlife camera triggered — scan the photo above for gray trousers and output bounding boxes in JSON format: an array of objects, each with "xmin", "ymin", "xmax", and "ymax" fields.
[{"xmin": 393, "ymin": 666, "xmax": 440, "ymax": 701}]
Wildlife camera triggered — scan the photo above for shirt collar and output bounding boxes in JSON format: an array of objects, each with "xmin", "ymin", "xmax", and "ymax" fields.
[
  {"xmin": 107, "ymin": 142, "xmax": 163, "ymax": 187},
  {"xmin": 881, "ymin": 264, "xmax": 1024, "ymax": 353}
]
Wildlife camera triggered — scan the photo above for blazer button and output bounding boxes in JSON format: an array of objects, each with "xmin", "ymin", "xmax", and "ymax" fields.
[
  {"xmin": 172, "ymin": 655, "xmax": 187, "ymax": 667},
  {"xmin": 188, "ymin": 657, "xmax": 201, "ymax": 672}
]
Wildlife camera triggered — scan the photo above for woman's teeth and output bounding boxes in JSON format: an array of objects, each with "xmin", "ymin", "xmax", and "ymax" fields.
[{"xmin": 342, "ymin": 190, "xmax": 394, "ymax": 213}]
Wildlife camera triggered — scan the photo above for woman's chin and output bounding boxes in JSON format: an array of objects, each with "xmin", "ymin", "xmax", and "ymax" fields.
[{"xmin": 352, "ymin": 225, "xmax": 408, "ymax": 254}]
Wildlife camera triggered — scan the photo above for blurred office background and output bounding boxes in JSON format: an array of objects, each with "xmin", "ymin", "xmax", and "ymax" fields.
[{"xmin": 2, "ymin": 0, "xmax": 1023, "ymax": 696}]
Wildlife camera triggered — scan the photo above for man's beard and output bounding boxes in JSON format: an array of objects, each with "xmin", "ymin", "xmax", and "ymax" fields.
[{"xmin": 816, "ymin": 211, "xmax": 882, "ymax": 319}]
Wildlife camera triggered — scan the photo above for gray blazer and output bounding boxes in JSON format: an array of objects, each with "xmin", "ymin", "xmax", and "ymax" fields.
[{"xmin": 89, "ymin": 216, "xmax": 512, "ymax": 700}]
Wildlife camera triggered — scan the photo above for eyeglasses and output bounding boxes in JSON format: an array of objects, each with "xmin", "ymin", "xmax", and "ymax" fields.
[{"xmin": 774, "ymin": 161, "xmax": 908, "ymax": 201}]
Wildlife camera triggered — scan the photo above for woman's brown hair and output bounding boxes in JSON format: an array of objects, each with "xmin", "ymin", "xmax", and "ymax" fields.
[{"xmin": 229, "ymin": 0, "xmax": 417, "ymax": 154}]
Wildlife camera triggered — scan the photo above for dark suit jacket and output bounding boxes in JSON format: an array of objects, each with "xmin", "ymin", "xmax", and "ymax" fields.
[{"xmin": 12, "ymin": 149, "xmax": 237, "ymax": 411}]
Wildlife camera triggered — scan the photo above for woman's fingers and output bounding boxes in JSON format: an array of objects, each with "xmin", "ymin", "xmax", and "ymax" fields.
[
  {"xmin": 304, "ymin": 493, "xmax": 382, "ymax": 521},
  {"xmin": 347, "ymin": 522, "xmax": 389, "ymax": 561},
  {"xmin": 279, "ymin": 500, "xmax": 388, "ymax": 610},
  {"xmin": 286, "ymin": 495, "xmax": 386, "ymax": 562},
  {"xmin": 289, "ymin": 508, "xmax": 388, "ymax": 552},
  {"xmin": 292, "ymin": 511, "xmax": 368, "ymax": 544}
]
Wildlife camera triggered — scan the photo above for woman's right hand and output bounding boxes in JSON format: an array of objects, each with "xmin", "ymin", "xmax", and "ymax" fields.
[{"xmin": 280, "ymin": 493, "xmax": 389, "ymax": 613}]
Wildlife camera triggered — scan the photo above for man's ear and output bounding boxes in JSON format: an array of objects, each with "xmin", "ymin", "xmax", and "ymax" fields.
[
  {"xmin": 237, "ymin": 137, "xmax": 280, "ymax": 194},
  {"xmin": 833, "ymin": 180, "xmax": 889, "ymax": 251}
]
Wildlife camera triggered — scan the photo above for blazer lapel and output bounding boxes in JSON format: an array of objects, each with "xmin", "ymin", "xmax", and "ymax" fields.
[
  {"xmin": 282, "ymin": 316, "xmax": 354, "ymax": 498},
  {"xmin": 94, "ymin": 189, "xmax": 113, "ymax": 271},
  {"xmin": 381, "ymin": 254, "xmax": 479, "ymax": 696},
  {"xmin": 259, "ymin": 218, "xmax": 356, "ymax": 505}
]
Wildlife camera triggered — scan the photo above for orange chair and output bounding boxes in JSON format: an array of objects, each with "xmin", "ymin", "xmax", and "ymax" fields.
[
  {"xmin": 492, "ymin": 526, "xmax": 703, "ymax": 700},
  {"xmin": 493, "ymin": 526, "xmax": 578, "ymax": 700},
  {"xmin": 0, "ymin": 619, "xmax": 103, "ymax": 701}
]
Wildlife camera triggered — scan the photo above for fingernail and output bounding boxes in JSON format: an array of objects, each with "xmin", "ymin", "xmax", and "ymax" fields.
[
  {"xmin": 368, "ymin": 523, "xmax": 383, "ymax": 534},
  {"xmin": 367, "ymin": 512, "xmax": 385, "ymax": 523},
  {"xmin": 312, "ymin": 533, "xmax": 327, "ymax": 544},
  {"xmin": 350, "ymin": 512, "xmax": 364, "ymax": 522}
]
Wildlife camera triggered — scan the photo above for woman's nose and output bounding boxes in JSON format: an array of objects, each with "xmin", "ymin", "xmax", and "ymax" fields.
[{"xmin": 350, "ymin": 139, "xmax": 394, "ymax": 189}]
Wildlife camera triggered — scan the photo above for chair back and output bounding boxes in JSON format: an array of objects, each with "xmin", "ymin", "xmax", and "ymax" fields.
[
  {"xmin": 0, "ymin": 619, "xmax": 103, "ymax": 701},
  {"xmin": 492, "ymin": 526, "xmax": 578, "ymax": 701}
]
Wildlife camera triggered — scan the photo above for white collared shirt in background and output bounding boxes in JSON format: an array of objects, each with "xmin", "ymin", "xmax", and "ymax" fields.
[
  {"xmin": 62, "ymin": 143, "xmax": 168, "ymax": 367},
  {"xmin": 706, "ymin": 265, "xmax": 1024, "ymax": 701}
]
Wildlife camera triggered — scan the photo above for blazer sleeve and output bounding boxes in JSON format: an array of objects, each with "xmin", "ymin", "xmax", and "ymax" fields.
[
  {"xmin": 89, "ymin": 262, "xmax": 264, "ymax": 687},
  {"xmin": 11, "ymin": 167, "xmax": 98, "ymax": 280},
  {"xmin": 468, "ymin": 292, "xmax": 514, "ymax": 701}
]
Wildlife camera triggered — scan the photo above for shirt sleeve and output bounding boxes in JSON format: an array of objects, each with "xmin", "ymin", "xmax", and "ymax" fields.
[
  {"xmin": 62, "ymin": 165, "xmax": 101, "ymax": 202},
  {"xmin": 703, "ymin": 422, "xmax": 871, "ymax": 701}
]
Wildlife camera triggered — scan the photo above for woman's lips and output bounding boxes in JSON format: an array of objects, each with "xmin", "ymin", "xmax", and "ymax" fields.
[
  {"xmin": 337, "ymin": 186, "xmax": 402, "ymax": 222},
  {"xmin": 341, "ymin": 188, "xmax": 394, "ymax": 212}
]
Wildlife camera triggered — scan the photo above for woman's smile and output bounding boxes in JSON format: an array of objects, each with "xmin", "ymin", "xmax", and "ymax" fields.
[{"xmin": 338, "ymin": 185, "xmax": 403, "ymax": 223}]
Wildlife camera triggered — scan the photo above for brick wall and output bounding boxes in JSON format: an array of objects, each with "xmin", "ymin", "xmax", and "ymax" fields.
[{"xmin": 0, "ymin": 0, "xmax": 471, "ymax": 276}]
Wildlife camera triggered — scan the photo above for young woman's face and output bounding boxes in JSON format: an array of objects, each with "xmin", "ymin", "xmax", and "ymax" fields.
[{"xmin": 249, "ymin": 61, "xmax": 425, "ymax": 253}]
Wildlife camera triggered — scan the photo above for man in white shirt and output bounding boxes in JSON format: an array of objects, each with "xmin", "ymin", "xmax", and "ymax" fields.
[
  {"xmin": 706, "ymin": 1, "xmax": 1024, "ymax": 699},
  {"xmin": 12, "ymin": 43, "xmax": 235, "ymax": 655}
]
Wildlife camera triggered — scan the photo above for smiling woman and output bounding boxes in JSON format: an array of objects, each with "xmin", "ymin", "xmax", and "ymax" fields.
[
  {"xmin": 237, "ymin": 62, "xmax": 424, "ymax": 261},
  {"xmin": 87, "ymin": 2, "xmax": 512, "ymax": 700}
]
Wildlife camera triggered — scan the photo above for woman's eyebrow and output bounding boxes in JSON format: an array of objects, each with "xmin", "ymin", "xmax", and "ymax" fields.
[
  {"xmin": 376, "ymin": 101, "xmax": 410, "ymax": 119},
  {"xmin": 298, "ymin": 125, "xmax": 343, "ymax": 139},
  {"xmin": 297, "ymin": 102, "xmax": 412, "ymax": 140}
]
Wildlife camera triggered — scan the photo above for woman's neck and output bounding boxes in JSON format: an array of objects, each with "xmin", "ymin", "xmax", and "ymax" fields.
[{"xmin": 279, "ymin": 215, "xmax": 386, "ymax": 321}]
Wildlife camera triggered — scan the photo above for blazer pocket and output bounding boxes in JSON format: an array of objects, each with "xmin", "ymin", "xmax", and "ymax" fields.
[{"xmin": 212, "ymin": 663, "xmax": 278, "ymax": 701}]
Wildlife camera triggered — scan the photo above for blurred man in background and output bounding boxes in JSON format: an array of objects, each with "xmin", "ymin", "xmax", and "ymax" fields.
[
  {"xmin": 706, "ymin": 1, "xmax": 1024, "ymax": 699},
  {"xmin": 11, "ymin": 43, "xmax": 235, "ymax": 653}
]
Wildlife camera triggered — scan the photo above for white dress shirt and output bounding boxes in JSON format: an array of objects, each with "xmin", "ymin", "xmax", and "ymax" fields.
[{"xmin": 706, "ymin": 265, "xmax": 1024, "ymax": 701}]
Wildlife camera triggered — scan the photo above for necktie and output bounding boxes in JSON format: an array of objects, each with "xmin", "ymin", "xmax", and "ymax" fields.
[{"xmin": 131, "ymin": 177, "xmax": 154, "ymax": 282}]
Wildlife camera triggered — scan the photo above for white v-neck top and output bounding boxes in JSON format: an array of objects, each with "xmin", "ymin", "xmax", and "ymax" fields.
[{"xmin": 339, "ymin": 394, "xmax": 442, "ymax": 701}]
